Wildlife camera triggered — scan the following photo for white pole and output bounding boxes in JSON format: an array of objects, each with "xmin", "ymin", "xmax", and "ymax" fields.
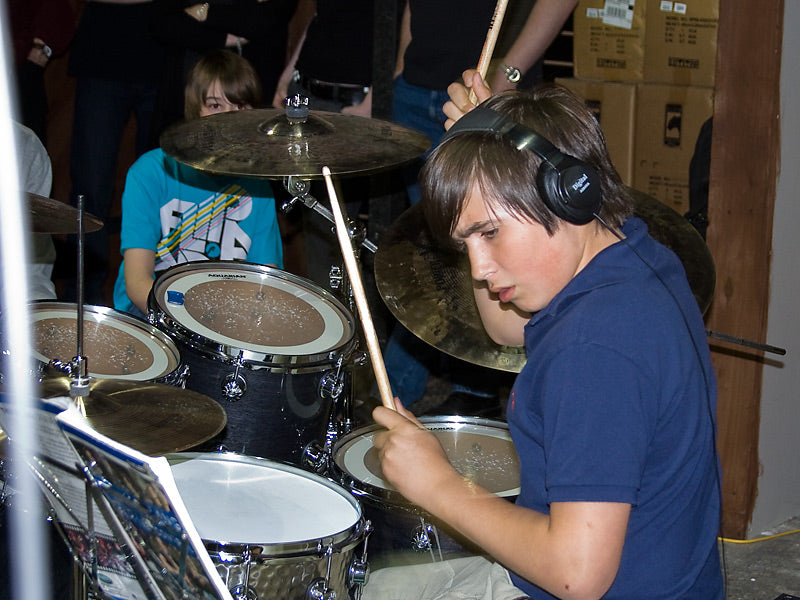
[{"xmin": 0, "ymin": 3, "xmax": 51, "ymax": 599}]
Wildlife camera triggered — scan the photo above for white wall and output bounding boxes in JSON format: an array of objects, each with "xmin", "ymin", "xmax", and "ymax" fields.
[{"xmin": 749, "ymin": 0, "xmax": 800, "ymax": 536}]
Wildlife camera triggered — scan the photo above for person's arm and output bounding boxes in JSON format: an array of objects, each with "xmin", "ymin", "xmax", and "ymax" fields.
[
  {"xmin": 272, "ymin": 0, "xmax": 316, "ymax": 108},
  {"xmin": 394, "ymin": 1, "xmax": 411, "ymax": 78},
  {"xmin": 489, "ymin": 0, "xmax": 579, "ymax": 93},
  {"xmin": 340, "ymin": 87, "xmax": 372, "ymax": 117},
  {"xmin": 123, "ymin": 248, "xmax": 156, "ymax": 314},
  {"xmin": 372, "ymin": 405, "xmax": 630, "ymax": 600}
]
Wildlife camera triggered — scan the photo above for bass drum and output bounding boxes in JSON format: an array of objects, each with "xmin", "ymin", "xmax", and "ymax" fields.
[
  {"xmin": 332, "ymin": 416, "xmax": 520, "ymax": 569},
  {"xmin": 148, "ymin": 261, "xmax": 356, "ymax": 465},
  {"xmin": 27, "ymin": 301, "xmax": 184, "ymax": 383},
  {"xmin": 168, "ymin": 452, "xmax": 370, "ymax": 600}
]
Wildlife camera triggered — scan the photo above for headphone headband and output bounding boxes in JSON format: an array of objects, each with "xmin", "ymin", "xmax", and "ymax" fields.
[{"xmin": 441, "ymin": 105, "xmax": 603, "ymax": 225}]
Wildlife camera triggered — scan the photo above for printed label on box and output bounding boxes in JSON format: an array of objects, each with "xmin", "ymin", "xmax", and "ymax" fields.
[{"xmin": 602, "ymin": 0, "xmax": 635, "ymax": 28}]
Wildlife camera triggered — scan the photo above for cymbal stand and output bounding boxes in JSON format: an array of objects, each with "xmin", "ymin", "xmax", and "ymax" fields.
[
  {"xmin": 280, "ymin": 176, "xmax": 370, "ymax": 438},
  {"xmin": 281, "ymin": 176, "xmax": 377, "ymax": 255},
  {"xmin": 69, "ymin": 195, "xmax": 91, "ymax": 404}
]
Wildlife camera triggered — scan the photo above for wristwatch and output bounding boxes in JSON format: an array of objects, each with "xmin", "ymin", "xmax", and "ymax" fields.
[{"xmin": 502, "ymin": 64, "xmax": 521, "ymax": 83}]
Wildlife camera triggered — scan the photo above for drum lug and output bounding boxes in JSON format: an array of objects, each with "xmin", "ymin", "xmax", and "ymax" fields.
[
  {"xmin": 302, "ymin": 442, "xmax": 329, "ymax": 474},
  {"xmin": 319, "ymin": 356, "xmax": 345, "ymax": 400},
  {"xmin": 307, "ymin": 578, "xmax": 336, "ymax": 600},
  {"xmin": 328, "ymin": 265, "xmax": 343, "ymax": 291},
  {"xmin": 229, "ymin": 584, "xmax": 258, "ymax": 600},
  {"xmin": 411, "ymin": 520, "xmax": 437, "ymax": 552},
  {"xmin": 319, "ymin": 372, "xmax": 344, "ymax": 401},
  {"xmin": 307, "ymin": 543, "xmax": 337, "ymax": 600},
  {"xmin": 348, "ymin": 520, "xmax": 372, "ymax": 589},
  {"xmin": 222, "ymin": 357, "xmax": 247, "ymax": 401},
  {"xmin": 164, "ymin": 364, "xmax": 190, "ymax": 388}
]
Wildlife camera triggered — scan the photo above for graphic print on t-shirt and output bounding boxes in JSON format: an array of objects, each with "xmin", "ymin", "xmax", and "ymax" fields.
[{"xmin": 155, "ymin": 185, "xmax": 253, "ymax": 270}]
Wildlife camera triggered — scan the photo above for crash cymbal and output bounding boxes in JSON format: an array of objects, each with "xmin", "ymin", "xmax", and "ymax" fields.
[
  {"xmin": 27, "ymin": 193, "xmax": 103, "ymax": 234},
  {"xmin": 627, "ymin": 188, "xmax": 716, "ymax": 315},
  {"xmin": 160, "ymin": 108, "xmax": 430, "ymax": 178},
  {"xmin": 375, "ymin": 188, "xmax": 715, "ymax": 373},
  {"xmin": 37, "ymin": 378, "xmax": 226, "ymax": 456}
]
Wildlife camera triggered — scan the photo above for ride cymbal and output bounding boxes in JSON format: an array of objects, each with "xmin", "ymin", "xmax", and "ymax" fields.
[
  {"xmin": 26, "ymin": 193, "xmax": 103, "ymax": 234},
  {"xmin": 37, "ymin": 378, "xmax": 226, "ymax": 456},
  {"xmin": 374, "ymin": 188, "xmax": 715, "ymax": 374},
  {"xmin": 160, "ymin": 108, "xmax": 430, "ymax": 178}
]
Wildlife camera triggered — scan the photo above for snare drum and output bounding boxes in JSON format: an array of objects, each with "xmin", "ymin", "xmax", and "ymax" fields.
[
  {"xmin": 27, "ymin": 302, "xmax": 184, "ymax": 383},
  {"xmin": 148, "ymin": 261, "xmax": 357, "ymax": 465},
  {"xmin": 332, "ymin": 416, "xmax": 520, "ymax": 569},
  {"xmin": 168, "ymin": 452, "xmax": 370, "ymax": 600}
]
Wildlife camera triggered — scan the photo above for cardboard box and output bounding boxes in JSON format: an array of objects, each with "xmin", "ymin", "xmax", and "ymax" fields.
[
  {"xmin": 555, "ymin": 77, "xmax": 636, "ymax": 186},
  {"xmin": 644, "ymin": 0, "xmax": 719, "ymax": 86},
  {"xmin": 573, "ymin": 0, "xmax": 647, "ymax": 81},
  {"xmin": 633, "ymin": 83, "xmax": 714, "ymax": 215}
]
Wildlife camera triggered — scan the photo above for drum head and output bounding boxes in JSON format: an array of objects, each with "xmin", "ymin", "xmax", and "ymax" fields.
[
  {"xmin": 150, "ymin": 262, "xmax": 355, "ymax": 364},
  {"xmin": 334, "ymin": 416, "xmax": 520, "ymax": 500},
  {"xmin": 168, "ymin": 452, "xmax": 361, "ymax": 547},
  {"xmin": 30, "ymin": 302, "xmax": 181, "ymax": 381}
]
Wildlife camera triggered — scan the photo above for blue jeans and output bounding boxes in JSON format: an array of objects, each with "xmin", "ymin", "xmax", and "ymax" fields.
[
  {"xmin": 391, "ymin": 75, "xmax": 449, "ymax": 205},
  {"xmin": 64, "ymin": 76, "xmax": 158, "ymax": 306}
]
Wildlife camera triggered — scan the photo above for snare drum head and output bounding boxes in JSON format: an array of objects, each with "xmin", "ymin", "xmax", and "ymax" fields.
[
  {"xmin": 29, "ymin": 302, "xmax": 181, "ymax": 381},
  {"xmin": 335, "ymin": 416, "xmax": 520, "ymax": 499},
  {"xmin": 168, "ymin": 452, "xmax": 361, "ymax": 546},
  {"xmin": 150, "ymin": 262, "xmax": 354, "ymax": 361}
]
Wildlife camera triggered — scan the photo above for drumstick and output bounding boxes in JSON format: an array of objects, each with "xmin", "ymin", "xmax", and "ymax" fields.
[
  {"xmin": 322, "ymin": 167, "xmax": 396, "ymax": 411},
  {"xmin": 468, "ymin": 0, "xmax": 510, "ymax": 105}
]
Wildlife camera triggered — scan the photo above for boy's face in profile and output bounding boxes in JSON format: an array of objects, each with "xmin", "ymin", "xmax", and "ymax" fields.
[
  {"xmin": 199, "ymin": 80, "xmax": 252, "ymax": 117},
  {"xmin": 453, "ymin": 181, "xmax": 596, "ymax": 314}
]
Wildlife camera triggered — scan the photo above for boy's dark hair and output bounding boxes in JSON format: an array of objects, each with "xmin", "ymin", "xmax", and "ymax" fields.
[
  {"xmin": 184, "ymin": 50, "xmax": 263, "ymax": 120},
  {"xmin": 421, "ymin": 84, "xmax": 634, "ymax": 241}
]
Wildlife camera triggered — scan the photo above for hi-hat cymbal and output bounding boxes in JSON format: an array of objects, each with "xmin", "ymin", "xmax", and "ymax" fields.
[
  {"xmin": 374, "ymin": 188, "xmax": 715, "ymax": 374},
  {"xmin": 160, "ymin": 108, "xmax": 430, "ymax": 178},
  {"xmin": 37, "ymin": 378, "xmax": 226, "ymax": 456},
  {"xmin": 27, "ymin": 193, "xmax": 104, "ymax": 234}
]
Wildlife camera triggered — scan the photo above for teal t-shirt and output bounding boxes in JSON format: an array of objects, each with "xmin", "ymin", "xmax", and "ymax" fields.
[{"xmin": 113, "ymin": 148, "xmax": 283, "ymax": 314}]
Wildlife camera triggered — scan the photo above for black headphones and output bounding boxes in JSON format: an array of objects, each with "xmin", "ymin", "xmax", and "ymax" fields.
[{"xmin": 441, "ymin": 105, "xmax": 603, "ymax": 225}]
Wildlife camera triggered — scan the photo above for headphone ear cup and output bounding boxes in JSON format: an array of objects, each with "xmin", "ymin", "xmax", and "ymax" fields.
[{"xmin": 536, "ymin": 156, "xmax": 603, "ymax": 225}]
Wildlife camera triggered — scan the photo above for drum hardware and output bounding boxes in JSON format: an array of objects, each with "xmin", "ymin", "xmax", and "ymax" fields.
[
  {"xmin": 227, "ymin": 546, "xmax": 257, "ymax": 600},
  {"xmin": 307, "ymin": 545, "xmax": 336, "ymax": 600},
  {"xmin": 221, "ymin": 353, "xmax": 248, "ymax": 401},
  {"xmin": 319, "ymin": 355, "xmax": 346, "ymax": 401},
  {"xmin": 411, "ymin": 519, "xmax": 444, "ymax": 556}
]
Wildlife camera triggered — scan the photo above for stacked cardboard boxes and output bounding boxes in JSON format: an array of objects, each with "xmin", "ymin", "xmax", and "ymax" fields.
[{"xmin": 559, "ymin": 0, "xmax": 718, "ymax": 215}]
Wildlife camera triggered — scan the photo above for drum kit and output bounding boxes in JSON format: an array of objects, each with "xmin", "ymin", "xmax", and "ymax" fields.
[{"xmin": 3, "ymin": 102, "xmax": 721, "ymax": 600}]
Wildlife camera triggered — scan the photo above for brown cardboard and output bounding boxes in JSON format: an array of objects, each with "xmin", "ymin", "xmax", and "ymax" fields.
[
  {"xmin": 573, "ymin": 0, "xmax": 647, "ymax": 81},
  {"xmin": 643, "ymin": 0, "xmax": 719, "ymax": 86},
  {"xmin": 555, "ymin": 77, "xmax": 637, "ymax": 186},
  {"xmin": 633, "ymin": 82, "xmax": 714, "ymax": 214}
]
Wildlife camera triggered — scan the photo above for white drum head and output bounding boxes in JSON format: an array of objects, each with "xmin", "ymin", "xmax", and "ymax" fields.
[
  {"xmin": 169, "ymin": 453, "xmax": 361, "ymax": 545},
  {"xmin": 335, "ymin": 418, "xmax": 520, "ymax": 497},
  {"xmin": 151, "ymin": 263, "xmax": 354, "ymax": 357},
  {"xmin": 30, "ymin": 302, "xmax": 180, "ymax": 381}
]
